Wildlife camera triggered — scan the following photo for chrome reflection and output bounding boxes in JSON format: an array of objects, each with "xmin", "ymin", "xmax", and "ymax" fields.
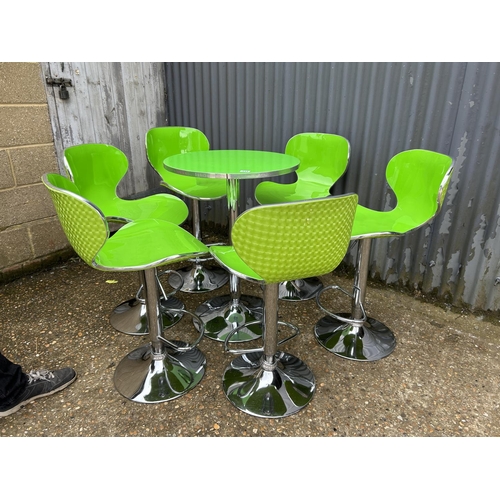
[
  {"xmin": 222, "ymin": 351, "xmax": 315, "ymax": 418},
  {"xmin": 114, "ymin": 340, "xmax": 206, "ymax": 403},
  {"xmin": 168, "ymin": 262, "xmax": 228, "ymax": 293},
  {"xmin": 278, "ymin": 277, "xmax": 323, "ymax": 301},
  {"xmin": 110, "ymin": 295, "xmax": 185, "ymax": 335},
  {"xmin": 314, "ymin": 314, "xmax": 396, "ymax": 361},
  {"xmin": 195, "ymin": 294, "xmax": 264, "ymax": 342}
]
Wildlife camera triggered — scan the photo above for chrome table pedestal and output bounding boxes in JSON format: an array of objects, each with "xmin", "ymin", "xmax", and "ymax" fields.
[
  {"xmin": 110, "ymin": 270, "xmax": 185, "ymax": 335},
  {"xmin": 222, "ymin": 283, "xmax": 315, "ymax": 418},
  {"xmin": 114, "ymin": 267, "xmax": 206, "ymax": 403},
  {"xmin": 195, "ymin": 273, "xmax": 264, "ymax": 342},
  {"xmin": 163, "ymin": 150, "xmax": 299, "ymax": 344},
  {"xmin": 279, "ymin": 277, "xmax": 323, "ymax": 301},
  {"xmin": 195, "ymin": 176, "xmax": 264, "ymax": 342},
  {"xmin": 168, "ymin": 259, "xmax": 229, "ymax": 293},
  {"xmin": 314, "ymin": 239, "xmax": 396, "ymax": 361},
  {"xmin": 167, "ymin": 201, "xmax": 229, "ymax": 293}
]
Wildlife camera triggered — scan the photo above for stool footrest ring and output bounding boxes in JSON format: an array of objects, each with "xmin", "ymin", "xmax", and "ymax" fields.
[
  {"xmin": 156, "ymin": 269, "xmax": 184, "ymax": 297},
  {"xmin": 158, "ymin": 308, "xmax": 205, "ymax": 352},
  {"xmin": 223, "ymin": 320, "xmax": 300, "ymax": 354},
  {"xmin": 316, "ymin": 284, "xmax": 367, "ymax": 325}
]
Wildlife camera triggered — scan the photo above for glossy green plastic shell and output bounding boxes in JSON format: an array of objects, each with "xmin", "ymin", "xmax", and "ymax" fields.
[
  {"xmin": 64, "ymin": 143, "xmax": 188, "ymax": 225},
  {"xmin": 211, "ymin": 194, "xmax": 358, "ymax": 284},
  {"xmin": 352, "ymin": 149, "xmax": 454, "ymax": 239},
  {"xmin": 254, "ymin": 132, "xmax": 350, "ymax": 205},
  {"xmin": 146, "ymin": 127, "xmax": 227, "ymax": 200},
  {"xmin": 42, "ymin": 173, "xmax": 208, "ymax": 272}
]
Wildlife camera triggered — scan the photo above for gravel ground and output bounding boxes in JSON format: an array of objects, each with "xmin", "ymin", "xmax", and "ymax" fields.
[
  {"xmin": 2, "ymin": 254, "xmax": 498, "ymax": 496},
  {"xmin": 1, "ymin": 256, "xmax": 499, "ymax": 438}
]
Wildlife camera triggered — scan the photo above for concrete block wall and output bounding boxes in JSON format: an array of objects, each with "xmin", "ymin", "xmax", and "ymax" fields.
[{"xmin": 0, "ymin": 62, "xmax": 73, "ymax": 284}]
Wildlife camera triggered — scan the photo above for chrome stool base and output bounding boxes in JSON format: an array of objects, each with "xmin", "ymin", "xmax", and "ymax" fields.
[
  {"xmin": 279, "ymin": 277, "xmax": 323, "ymax": 301},
  {"xmin": 314, "ymin": 313, "xmax": 396, "ymax": 361},
  {"xmin": 109, "ymin": 296, "xmax": 184, "ymax": 336},
  {"xmin": 195, "ymin": 294, "xmax": 264, "ymax": 342},
  {"xmin": 114, "ymin": 341, "xmax": 206, "ymax": 403},
  {"xmin": 168, "ymin": 263, "xmax": 229, "ymax": 293},
  {"xmin": 222, "ymin": 351, "xmax": 315, "ymax": 418}
]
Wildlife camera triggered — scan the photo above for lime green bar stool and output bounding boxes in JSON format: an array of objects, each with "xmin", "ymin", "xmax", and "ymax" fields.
[
  {"xmin": 315, "ymin": 149, "xmax": 454, "ymax": 361},
  {"xmin": 211, "ymin": 194, "xmax": 357, "ymax": 418},
  {"xmin": 64, "ymin": 143, "xmax": 190, "ymax": 336},
  {"xmin": 42, "ymin": 173, "xmax": 209, "ymax": 403},
  {"xmin": 146, "ymin": 126, "xmax": 229, "ymax": 293},
  {"xmin": 255, "ymin": 132, "xmax": 350, "ymax": 301}
]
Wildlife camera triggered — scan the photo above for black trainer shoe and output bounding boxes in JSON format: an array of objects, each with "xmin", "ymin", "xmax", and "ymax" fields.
[{"xmin": 0, "ymin": 367, "xmax": 77, "ymax": 418}]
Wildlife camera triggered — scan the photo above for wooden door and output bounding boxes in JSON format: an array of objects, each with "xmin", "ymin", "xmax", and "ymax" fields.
[{"xmin": 41, "ymin": 62, "xmax": 167, "ymax": 197}]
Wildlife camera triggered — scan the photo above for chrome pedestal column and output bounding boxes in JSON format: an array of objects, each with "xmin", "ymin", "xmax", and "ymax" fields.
[
  {"xmin": 195, "ymin": 178, "xmax": 264, "ymax": 342},
  {"xmin": 278, "ymin": 277, "xmax": 323, "ymax": 301},
  {"xmin": 114, "ymin": 267, "xmax": 206, "ymax": 403},
  {"xmin": 314, "ymin": 239, "xmax": 396, "ymax": 361},
  {"xmin": 110, "ymin": 270, "xmax": 185, "ymax": 335},
  {"xmin": 222, "ymin": 283, "xmax": 315, "ymax": 418},
  {"xmin": 168, "ymin": 200, "xmax": 229, "ymax": 293}
]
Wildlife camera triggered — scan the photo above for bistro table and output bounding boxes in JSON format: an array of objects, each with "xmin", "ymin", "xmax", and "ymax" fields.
[{"xmin": 164, "ymin": 149, "xmax": 299, "ymax": 342}]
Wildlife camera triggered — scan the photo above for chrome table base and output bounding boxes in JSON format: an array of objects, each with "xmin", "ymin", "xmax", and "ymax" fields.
[
  {"xmin": 168, "ymin": 262, "xmax": 229, "ymax": 293},
  {"xmin": 110, "ymin": 296, "xmax": 184, "ymax": 336},
  {"xmin": 279, "ymin": 277, "xmax": 323, "ymax": 301},
  {"xmin": 314, "ymin": 313, "xmax": 396, "ymax": 361},
  {"xmin": 114, "ymin": 341, "xmax": 206, "ymax": 403},
  {"xmin": 222, "ymin": 351, "xmax": 315, "ymax": 418},
  {"xmin": 195, "ymin": 294, "xmax": 264, "ymax": 342}
]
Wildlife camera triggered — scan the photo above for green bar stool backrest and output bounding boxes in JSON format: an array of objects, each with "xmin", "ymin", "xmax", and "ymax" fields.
[
  {"xmin": 230, "ymin": 194, "xmax": 358, "ymax": 284},
  {"xmin": 43, "ymin": 173, "xmax": 109, "ymax": 267},
  {"xmin": 146, "ymin": 126, "xmax": 209, "ymax": 172},
  {"xmin": 64, "ymin": 142, "xmax": 189, "ymax": 228},
  {"xmin": 386, "ymin": 149, "xmax": 454, "ymax": 229},
  {"xmin": 285, "ymin": 132, "xmax": 350, "ymax": 189},
  {"xmin": 64, "ymin": 144, "xmax": 128, "ymax": 209},
  {"xmin": 146, "ymin": 126, "xmax": 227, "ymax": 200},
  {"xmin": 254, "ymin": 132, "xmax": 350, "ymax": 208},
  {"xmin": 352, "ymin": 149, "xmax": 454, "ymax": 238}
]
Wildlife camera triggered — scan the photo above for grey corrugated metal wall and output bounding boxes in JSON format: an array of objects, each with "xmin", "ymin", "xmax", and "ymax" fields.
[{"xmin": 164, "ymin": 62, "xmax": 500, "ymax": 313}]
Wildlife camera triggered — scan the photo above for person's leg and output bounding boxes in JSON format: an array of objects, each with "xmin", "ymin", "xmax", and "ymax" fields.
[
  {"xmin": 0, "ymin": 351, "xmax": 76, "ymax": 418},
  {"xmin": 0, "ymin": 351, "xmax": 28, "ymax": 409}
]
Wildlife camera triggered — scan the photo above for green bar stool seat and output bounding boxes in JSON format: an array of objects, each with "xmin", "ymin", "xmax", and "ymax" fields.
[
  {"xmin": 64, "ymin": 143, "xmax": 190, "ymax": 335},
  {"xmin": 314, "ymin": 149, "xmax": 454, "ymax": 361},
  {"xmin": 42, "ymin": 173, "xmax": 209, "ymax": 403},
  {"xmin": 211, "ymin": 194, "xmax": 357, "ymax": 418},
  {"xmin": 146, "ymin": 126, "xmax": 229, "ymax": 293},
  {"xmin": 255, "ymin": 132, "xmax": 350, "ymax": 301}
]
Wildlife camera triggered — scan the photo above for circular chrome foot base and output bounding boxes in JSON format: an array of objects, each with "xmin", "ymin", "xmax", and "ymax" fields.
[
  {"xmin": 223, "ymin": 351, "xmax": 315, "ymax": 418},
  {"xmin": 168, "ymin": 263, "xmax": 229, "ymax": 293},
  {"xmin": 195, "ymin": 295, "xmax": 264, "ymax": 342},
  {"xmin": 279, "ymin": 277, "xmax": 323, "ymax": 301},
  {"xmin": 314, "ymin": 313, "xmax": 396, "ymax": 361},
  {"xmin": 113, "ymin": 341, "xmax": 206, "ymax": 403},
  {"xmin": 109, "ymin": 296, "xmax": 185, "ymax": 335}
]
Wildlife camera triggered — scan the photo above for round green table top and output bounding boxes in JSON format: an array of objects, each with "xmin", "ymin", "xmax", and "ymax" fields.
[{"xmin": 163, "ymin": 150, "xmax": 299, "ymax": 180}]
